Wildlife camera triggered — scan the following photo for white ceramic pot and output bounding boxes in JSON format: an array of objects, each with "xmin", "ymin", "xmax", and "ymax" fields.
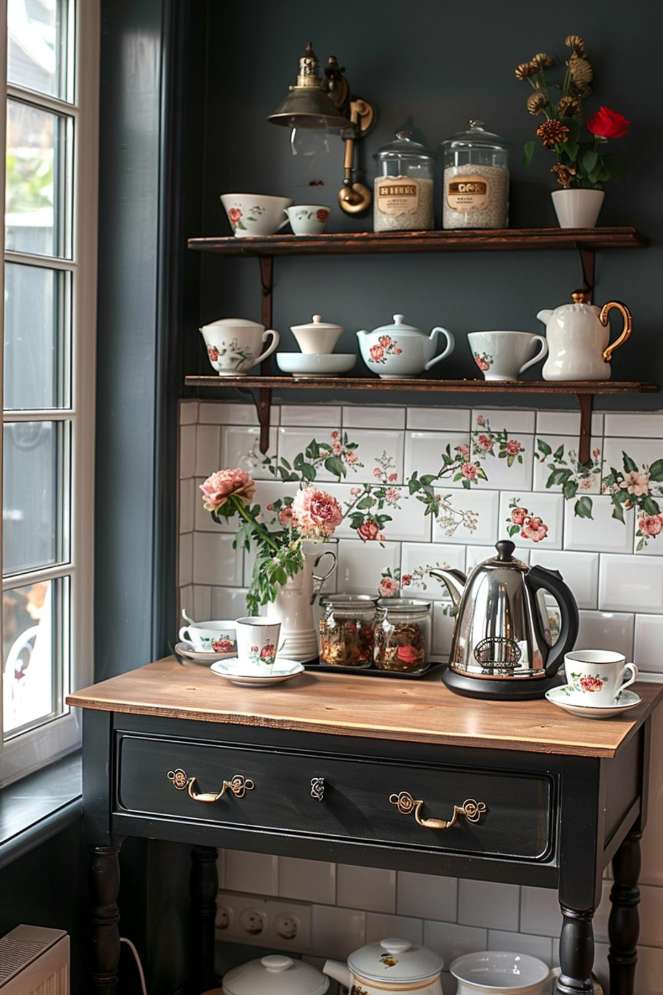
[
  {"xmin": 264, "ymin": 545, "xmax": 336, "ymax": 662},
  {"xmin": 200, "ymin": 318, "xmax": 280, "ymax": 376},
  {"xmin": 357, "ymin": 314, "xmax": 455, "ymax": 378},
  {"xmin": 291, "ymin": 314, "xmax": 343, "ymax": 354},
  {"xmin": 450, "ymin": 951, "xmax": 552, "ymax": 995},
  {"xmin": 221, "ymin": 193, "xmax": 293, "ymax": 237},
  {"xmin": 222, "ymin": 954, "xmax": 329, "ymax": 995},
  {"xmin": 286, "ymin": 204, "xmax": 330, "ymax": 235},
  {"xmin": 467, "ymin": 330, "xmax": 548, "ymax": 382},
  {"xmin": 323, "ymin": 937, "xmax": 444, "ymax": 995},
  {"xmin": 551, "ymin": 189, "xmax": 605, "ymax": 229},
  {"xmin": 538, "ymin": 292, "xmax": 633, "ymax": 381}
]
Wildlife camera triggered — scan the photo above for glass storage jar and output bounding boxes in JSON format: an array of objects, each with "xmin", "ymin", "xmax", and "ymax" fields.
[
  {"xmin": 319, "ymin": 594, "xmax": 377, "ymax": 667},
  {"xmin": 441, "ymin": 120, "xmax": 509, "ymax": 230},
  {"xmin": 374, "ymin": 598, "xmax": 432, "ymax": 672},
  {"xmin": 373, "ymin": 130, "xmax": 434, "ymax": 232}
]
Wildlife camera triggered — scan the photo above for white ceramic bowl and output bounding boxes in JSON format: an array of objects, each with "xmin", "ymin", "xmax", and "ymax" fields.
[
  {"xmin": 221, "ymin": 194, "xmax": 293, "ymax": 237},
  {"xmin": 276, "ymin": 353, "xmax": 356, "ymax": 378},
  {"xmin": 450, "ymin": 951, "xmax": 551, "ymax": 995}
]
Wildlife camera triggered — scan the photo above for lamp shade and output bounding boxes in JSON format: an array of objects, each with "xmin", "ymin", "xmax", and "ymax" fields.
[{"xmin": 268, "ymin": 86, "xmax": 348, "ymax": 131}]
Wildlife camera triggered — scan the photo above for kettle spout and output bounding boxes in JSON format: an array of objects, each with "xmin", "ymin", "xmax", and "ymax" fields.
[
  {"xmin": 428, "ymin": 568, "xmax": 466, "ymax": 608},
  {"xmin": 536, "ymin": 309, "xmax": 553, "ymax": 325},
  {"xmin": 322, "ymin": 960, "xmax": 352, "ymax": 989}
]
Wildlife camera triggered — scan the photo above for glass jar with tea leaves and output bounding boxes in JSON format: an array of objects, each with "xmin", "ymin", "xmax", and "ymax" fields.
[
  {"xmin": 441, "ymin": 121, "xmax": 509, "ymax": 229},
  {"xmin": 373, "ymin": 130, "xmax": 434, "ymax": 232},
  {"xmin": 374, "ymin": 598, "xmax": 432, "ymax": 672},
  {"xmin": 319, "ymin": 594, "xmax": 377, "ymax": 667}
]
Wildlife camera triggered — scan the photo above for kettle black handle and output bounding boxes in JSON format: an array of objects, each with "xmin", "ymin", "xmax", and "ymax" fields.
[{"xmin": 525, "ymin": 565, "xmax": 579, "ymax": 678}]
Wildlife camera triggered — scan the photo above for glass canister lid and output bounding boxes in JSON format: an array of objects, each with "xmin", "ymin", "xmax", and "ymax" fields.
[
  {"xmin": 442, "ymin": 120, "xmax": 508, "ymax": 152},
  {"xmin": 223, "ymin": 955, "xmax": 329, "ymax": 995},
  {"xmin": 375, "ymin": 129, "xmax": 433, "ymax": 162},
  {"xmin": 349, "ymin": 938, "xmax": 443, "ymax": 984},
  {"xmin": 377, "ymin": 597, "xmax": 432, "ymax": 613}
]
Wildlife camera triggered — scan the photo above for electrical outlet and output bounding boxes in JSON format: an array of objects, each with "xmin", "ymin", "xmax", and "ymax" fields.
[{"xmin": 216, "ymin": 890, "xmax": 312, "ymax": 951}]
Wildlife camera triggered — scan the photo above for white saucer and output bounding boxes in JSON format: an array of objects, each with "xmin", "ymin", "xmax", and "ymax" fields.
[
  {"xmin": 175, "ymin": 641, "xmax": 235, "ymax": 664},
  {"xmin": 210, "ymin": 658, "xmax": 305, "ymax": 686},
  {"xmin": 545, "ymin": 685, "xmax": 641, "ymax": 719},
  {"xmin": 276, "ymin": 353, "xmax": 356, "ymax": 377}
]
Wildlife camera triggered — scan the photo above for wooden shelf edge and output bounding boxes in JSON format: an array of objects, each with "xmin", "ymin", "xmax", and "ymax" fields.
[{"xmin": 187, "ymin": 226, "xmax": 646, "ymax": 257}]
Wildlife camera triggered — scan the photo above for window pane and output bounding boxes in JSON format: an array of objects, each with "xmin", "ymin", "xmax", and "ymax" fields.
[
  {"xmin": 7, "ymin": 0, "xmax": 71, "ymax": 100},
  {"xmin": 3, "ymin": 420, "xmax": 68, "ymax": 575},
  {"xmin": 4, "ymin": 263, "xmax": 70, "ymax": 410},
  {"xmin": 6, "ymin": 99, "xmax": 72, "ymax": 257},
  {"xmin": 3, "ymin": 576, "xmax": 68, "ymax": 737}
]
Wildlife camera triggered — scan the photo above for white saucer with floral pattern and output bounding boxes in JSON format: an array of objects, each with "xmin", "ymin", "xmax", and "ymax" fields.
[
  {"xmin": 210, "ymin": 658, "xmax": 305, "ymax": 686},
  {"xmin": 545, "ymin": 685, "xmax": 641, "ymax": 719}
]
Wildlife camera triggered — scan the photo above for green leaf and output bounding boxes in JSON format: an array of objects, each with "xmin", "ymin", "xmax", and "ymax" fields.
[
  {"xmin": 408, "ymin": 478, "xmax": 421, "ymax": 494},
  {"xmin": 623, "ymin": 452, "xmax": 638, "ymax": 473},
  {"xmin": 323, "ymin": 455, "xmax": 345, "ymax": 479},
  {"xmin": 562, "ymin": 140, "xmax": 579, "ymax": 161},
  {"xmin": 553, "ymin": 445, "xmax": 565, "ymax": 461},
  {"xmin": 575, "ymin": 495, "xmax": 594, "ymax": 519},
  {"xmin": 642, "ymin": 496, "xmax": 661, "ymax": 516},
  {"xmin": 537, "ymin": 439, "xmax": 552, "ymax": 457},
  {"xmin": 356, "ymin": 496, "xmax": 375, "ymax": 510},
  {"xmin": 649, "ymin": 459, "xmax": 663, "ymax": 482},
  {"xmin": 419, "ymin": 474, "xmax": 436, "ymax": 486},
  {"xmin": 582, "ymin": 149, "xmax": 598, "ymax": 174},
  {"xmin": 300, "ymin": 462, "xmax": 317, "ymax": 481},
  {"xmin": 611, "ymin": 500, "xmax": 625, "ymax": 524},
  {"xmin": 523, "ymin": 140, "xmax": 536, "ymax": 167},
  {"xmin": 563, "ymin": 479, "xmax": 578, "ymax": 500}
]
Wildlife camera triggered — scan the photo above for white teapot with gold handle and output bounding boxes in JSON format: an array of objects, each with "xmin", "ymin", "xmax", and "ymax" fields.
[{"xmin": 538, "ymin": 290, "xmax": 632, "ymax": 381}]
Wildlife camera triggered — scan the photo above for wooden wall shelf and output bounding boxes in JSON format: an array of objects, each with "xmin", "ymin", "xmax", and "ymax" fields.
[{"xmin": 184, "ymin": 376, "xmax": 658, "ymax": 465}]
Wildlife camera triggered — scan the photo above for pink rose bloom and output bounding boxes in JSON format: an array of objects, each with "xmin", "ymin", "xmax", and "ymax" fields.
[
  {"xmin": 346, "ymin": 451, "xmax": 359, "ymax": 464},
  {"xmin": 475, "ymin": 356, "xmax": 489, "ymax": 372},
  {"xmin": 639, "ymin": 514, "xmax": 663, "ymax": 538},
  {"xmin": 293, "ymin": 487, "xmax": 343, "ymax": 538},
  {"xmin": 378, "ymin": 335, "xmax": 391, "ymax": 347},
  {"xmin": 401, "ymin": 573, "xmax": 413, "ymax": 587},
  {"xmin": 350, "ymin": 486, "xmax": 362, "ymax": 496},
  {"xmin": 476, "ymin": 415, "xmax": 486, "ymax": 427},
  {"xmin": 200, "ymin": 468, "xmax": 255, "ymax": 513},
  {"xmin": 476, "ymin": 433, "xmax": 492, "ymax": 450},
  {"xmin": 624, "ymin": 470, "xmax": 650, "ymax": 496},
  {"xmin": 388, "ymin": 472, "xmax": 398, "ymax": 482},
  {"xmin": 385, "ymin": 487, "xmax": 400, "ymax": 503},
  {"xmin": 208, "ymin": 346, "xmax": 219, "ymax": 362},
  {"xmin": 461, "ymin": 462, "xmax": 479, "ymax": 480},
  {"xmin": 506, "ymin": 439, "xmax": 523, "ymax": 456},
  {"xmin": 393, "ymin": 347, "xmax": 402, "ymax": 355},
  {"xmin": 369, "ymin": 344, "xmax": 385, "ymax": 362},
  {"xmin": 456, "ymin": 444, "xmax": 470, "ymax": 459},
  {"xmin": 372, "ymin": 466, "xmax": 383, "ymax": 478},
  {"xmin": 278, "ymin": 506, "xmax": 295, "ymax": 527},
  {"xmin": 579, "ymin": 476, "xmax": 593, "ymax": 491},
  {"xmin": 332, "ymin": 440, "xmax": 342, "ymax": 454},
  {"xmin": 357, "ymin": 519, "xmax": 380, "ymax": 542},
  {"xmin": 331, "ymin": 430, "xmax": 339, "ymax": 439},
  {"xmin": 378, "ymin": 576, "xmax": 399, "ymax": 597},
  {"xmin": 511, "ymin": 506, "xmax": 528, "ymax": 526},
  {"xmin": 521, "ymin": 516, "xmax": 549, "ymax": 542}
]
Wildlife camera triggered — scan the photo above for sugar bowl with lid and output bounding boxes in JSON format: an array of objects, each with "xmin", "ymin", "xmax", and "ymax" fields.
[
  {"xmin": 222, "ymin": 953, "xmax": 329, "ymax": 995},
  {"xmin": 323, "ymin": 936, "xmax": 444, "ymax": 995}
]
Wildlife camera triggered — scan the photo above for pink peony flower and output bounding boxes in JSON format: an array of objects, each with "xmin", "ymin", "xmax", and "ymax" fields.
[
  {"xmin": 292, "ymin": 487, "xmax": 343, "ymax": 538},
  {"xmin": 461, "ymin": 462, "xmax": 479, "ymax": 480},
  {"xmin": 579, "ymin": 675, "xmax": 603, "ymax": 692},
  {"xmin": 200, "ymin": 468, "xmax": 256, "ymax": 513},
  {"xmin": 520, "ymin": 516, "xmax": 549, "ymax": 542},
  {"xmin": 456, "ymin": 444, "xmax": 470, "ymax": 459},
  {"xmin": 372, "ymin": 467, "xmax": 383, "ymax": 478},
  {"xmin": 506, "ymin": 439, "xmax": 523, "ymax": 456},
  {"xmin": 346, "ymin": 451, "xmax": 359, "ymax": 464},
  {"xmin": 332, "ymin": 440, "xmax": 342, "ymax": 454},
  {"xmin": 369, "ymin": 344, "xmax": 385, "ymax": 362},
  {"xmin": 476, "ymin": 433, "xmax": 492, "ymax": 450},
  {"xmin": 639, "ymin": 514, "xmax": 663, "ymax": 538},
  {"xmin": 511, "ymin": 506, "xmax": 528, "ymax": 525},
  {"xmin": 378, "ymin": 335, "xmax": 392, "ymax": 347},
  {"xmin": 378, "ymin": 576, "xmax": 399, "ymax": 597},
  {"xmin": 278, "ymin": 506, "xmax": 295, "ymax": 527},
  {"xmin": 624, "ymin": 470, "xmax": 650, "ymax": 497},
  {"xmin": 357, "ymin": 519, "xmax": 380, "ymax": 541},
  {"xmin": 388, "ymin": 472, "xmax": 398, "ymax": 482},
  {"xmin": 385, "ymin": 487, "xmax": 400, "ymax": 503}
]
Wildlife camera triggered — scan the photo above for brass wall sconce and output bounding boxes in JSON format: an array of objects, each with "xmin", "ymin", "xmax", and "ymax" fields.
[{"xmin": 268, "ymin": 42, "xmax": 375, "ymax": 216}]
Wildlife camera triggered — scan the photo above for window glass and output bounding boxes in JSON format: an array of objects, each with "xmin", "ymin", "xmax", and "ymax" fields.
[{"xmin": 7, "ymin": 0, "xmax": 70, "ymax": 100}]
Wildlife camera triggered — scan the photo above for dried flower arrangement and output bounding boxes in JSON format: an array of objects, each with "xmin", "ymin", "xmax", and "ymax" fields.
[{"xmin": 515, "ymin": 34, "xmax": 630, "ymax": 188}]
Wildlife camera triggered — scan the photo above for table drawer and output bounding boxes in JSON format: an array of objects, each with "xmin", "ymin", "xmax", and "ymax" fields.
[{"xmin": 116, "ymin": 734, "xmax": 553, "ymax": 861}]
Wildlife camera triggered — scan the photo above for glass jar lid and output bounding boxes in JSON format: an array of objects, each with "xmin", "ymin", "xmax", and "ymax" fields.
[
  {"xmin": 441, "ymin": 120, "xmax": 508, "ymax": 153},
  {"xmin": 375, "ymin": 129, "xmax": 433, "ymax": 163},
  {"xmin": 377, "ymin": 598, "xmax": 432, "ymax": 613},
  {"xmin": 321, "ymin": 594, "xmax": 378, "ymax": 608}
]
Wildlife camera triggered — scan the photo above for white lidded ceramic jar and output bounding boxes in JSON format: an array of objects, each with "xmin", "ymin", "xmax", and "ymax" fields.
[
  {"xmin": 323, "ymin": 937, "xmax": 444, "ymax": 995},
  {"xmin": 357, "ymin": 314, "xmax": 455, "ymax": 378},
  {"xmin": 200, "ymin": 317, "xmax": 280, "ymax": 376},
  {"xmin": 290, "ymin": 314, "xmax": 343, "ymax": 354},
  {"xmin": 538, "ymin": 290, "xmax": 633, "ymax": 381},
  {"xmin": 222, "ymin": 954, "xmax": 329, "ymax": 995},
  {"xmin": 450, "ymin": 951, "xmax": 552, "ymax": 995}
]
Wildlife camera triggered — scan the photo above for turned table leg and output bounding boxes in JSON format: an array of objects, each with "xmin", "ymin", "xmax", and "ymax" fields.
[
  {"xmin": 556, "ymin": 906, "xmax": 595, "ymax": 995},
  {"xmin": 190, "ymin": 845, "xmax": 218, "ymax": 993},
  {"xmin": 90, "ymin": 844, "xmax": 122, "ymax": 995},
  {"xmin": 609, "ymin": 827, "xmax": 641, "ymax": 995}
]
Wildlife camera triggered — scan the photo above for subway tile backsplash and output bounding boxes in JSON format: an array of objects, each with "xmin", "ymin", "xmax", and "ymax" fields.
[{"xmin": 181, "ymin": 400, "xmax": 663, "ymax": 992}]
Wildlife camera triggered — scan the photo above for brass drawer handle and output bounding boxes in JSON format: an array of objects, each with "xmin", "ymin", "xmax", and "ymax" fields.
[
  {"xmin": 167, "ymin": 769, "xmax": 255, "ymax": 804},
  {"xmin": 389, "ymin": 790, "xmax": 486, "ymax": 830}
]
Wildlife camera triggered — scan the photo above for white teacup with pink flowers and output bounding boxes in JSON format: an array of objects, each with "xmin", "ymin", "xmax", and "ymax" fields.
[
  {"xmin": 236, "ymin": 617, "xmax": 282, "ymax": 669},
  {"xmin": 468, "ymin": 330, "xmax": 548, "ymax": 382},
  {"xmin": 564, "ymin": 649, "xmax": 639, "ymax": 706}
]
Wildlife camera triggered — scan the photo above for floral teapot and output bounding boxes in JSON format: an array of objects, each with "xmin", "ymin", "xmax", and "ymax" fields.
[
  {"xmin": 538, "ymin": 290, "xmax": 632, "ymax": 381},
  {"xmin": 357, "ymin": 314, "xmax": 455, "ymax": 378}
]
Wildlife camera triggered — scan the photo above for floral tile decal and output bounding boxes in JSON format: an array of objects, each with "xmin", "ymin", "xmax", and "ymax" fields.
[
  {"xmin": 603, "ymin": 451, "xmax": 663, "ymax": 551},
  {"xmin": 534, "ymin": 436, "xmax": 602, "ymax": 497},
  {"xmin": 500, "ymin": 492, "xmax": 563, "ymax": 549}
]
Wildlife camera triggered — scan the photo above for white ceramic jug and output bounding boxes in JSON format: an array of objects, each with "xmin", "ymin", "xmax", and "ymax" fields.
[
  {"xmin": 264, "ymin": 545, "xmax": 336, "ymax": 662},
  {"xmin": 538, "ymin": 290, "xmax": 632, "ymax": 381}
]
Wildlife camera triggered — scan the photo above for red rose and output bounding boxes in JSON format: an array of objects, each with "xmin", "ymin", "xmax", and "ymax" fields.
[
  {"xmin": 228, "ymin": 207, "xmax": 242, "ymax": 222},
  {"xmin": 316, "ymin": 208, "xmax": 329, "ymax": 221},
  {"xmin": 586, "ymin": 106, "xmax": 630, "ymax": 140},
  {"xmin": 208, "ymin": 346, "xmax": 219, "ymax": 362},
  {"xmin": 357, "ymin": 519, "xmax": 380, "ymax": 541},
  {"xmin": 396, "ymin": 645, "xmax": 420, "ymax": 665}
]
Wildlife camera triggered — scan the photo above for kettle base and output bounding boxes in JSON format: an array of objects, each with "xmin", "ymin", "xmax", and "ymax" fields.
[{"xmin": 442, "ymin": 666, "xmax": 564, "ymax": 701}]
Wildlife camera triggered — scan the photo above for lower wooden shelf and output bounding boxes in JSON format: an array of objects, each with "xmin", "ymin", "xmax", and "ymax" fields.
[{"xmin": 183, "ymin": 375, "xmax": 659, "ymax": 464}]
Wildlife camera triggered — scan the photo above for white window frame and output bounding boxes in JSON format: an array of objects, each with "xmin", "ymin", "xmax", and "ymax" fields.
[{"xmin": 0, "ymin": 0, "xmax": 99, "ymax": 787}]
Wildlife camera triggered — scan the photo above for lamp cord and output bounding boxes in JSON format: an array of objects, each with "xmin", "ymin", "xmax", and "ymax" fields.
[{"xmin": 120, "ymin": 936, "xmax": 148, "ymax": 995}]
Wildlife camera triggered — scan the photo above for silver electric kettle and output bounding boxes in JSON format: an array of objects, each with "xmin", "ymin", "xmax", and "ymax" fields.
[{"xmin": 430, "ymin": 539, "xmax": 579, "ymax": 700}]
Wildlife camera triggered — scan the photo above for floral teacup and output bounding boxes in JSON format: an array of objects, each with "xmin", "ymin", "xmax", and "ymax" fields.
[
  {"xmin": 286, "ymin": 205, "xmax": 330, "ymax": 235},
  {"xmin": 564, "ymin": 649, "xmax": 639, "ymax": 706},
  {"xmin": 178, "ymin": 620, "xmax": 237, "ymax": 655},
  {"xmin": 236, "ymin": 617, "xmax": 282, "ymax": 668},
  {"xmin": 200, "ymin": 318, "xmax": 280, "ymax": 377},
  {"xmin": 467, "ymin": 330, "xmax": 548, "ymax": 382},
  {"xmin": 221, "ymin": 194, "xmax": 293, "ymax": 237}
]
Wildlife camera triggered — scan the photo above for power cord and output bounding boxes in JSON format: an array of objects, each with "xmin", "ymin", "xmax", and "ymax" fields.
[{"xmin": 120, "ymin": 936, "xmax": 148, "ymax": 995}]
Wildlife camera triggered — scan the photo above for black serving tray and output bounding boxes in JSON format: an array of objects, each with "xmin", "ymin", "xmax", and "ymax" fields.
[{"xmin": 303, "ymin": 659, "xmax": 445, "ymax": 679}]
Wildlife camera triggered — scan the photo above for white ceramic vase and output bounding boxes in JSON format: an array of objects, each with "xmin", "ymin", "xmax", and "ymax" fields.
[
  {"xmin": 265, "ymin": 546, "xmax": 336, "ymax": 662},
  {"xmin": 551, "ymin": 189, "xmax": 605, "ymax": 229}
]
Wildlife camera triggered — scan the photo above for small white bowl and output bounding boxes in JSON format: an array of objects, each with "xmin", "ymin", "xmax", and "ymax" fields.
[
  {"xmin": 276, "ymin": 353, "xmax": 356, "ymax": 378},
  {"xmin": 450, "ymin": 951, "xmax": 551, "ymax": 995}
]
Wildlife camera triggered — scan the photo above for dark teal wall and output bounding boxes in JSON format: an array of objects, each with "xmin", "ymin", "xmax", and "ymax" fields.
[{"xmin": 195, "ymin": 0, "xmax": 661, "ymax": 408}]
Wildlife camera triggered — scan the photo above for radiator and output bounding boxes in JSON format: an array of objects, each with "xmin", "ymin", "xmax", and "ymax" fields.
[{"xmin": 0, "ymin": 926, "xmax": 69, "ymax": 994}]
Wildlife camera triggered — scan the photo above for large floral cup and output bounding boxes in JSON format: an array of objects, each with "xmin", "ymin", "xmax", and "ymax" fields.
[
  {"xmin": 200, "ymin": 318, "xmax": 280, "ymax": 377},
  {"xmin": 221, "ymin": 193, "xmax": 293, "ymax": 237},
  {"xmin": 235, "ymin": 617, "xmax": 282, "ymax": 669},
  {"xmin": 563, "ymin": 649, "xmax": 638, "ymax": 706}
]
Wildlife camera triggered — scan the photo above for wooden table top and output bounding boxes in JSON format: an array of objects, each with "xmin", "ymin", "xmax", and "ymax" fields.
[{"xmin": 67, "ymin": 658, "xmax": 663, "ymax": 758}]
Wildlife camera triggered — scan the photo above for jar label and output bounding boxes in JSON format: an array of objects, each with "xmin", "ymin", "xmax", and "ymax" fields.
[
  {"xmin": 447, "ymin": 175, "xmax": 490, "ymax": 210},
  {"xmin": 375, "ymin": 177, "xmax": 419, "ymax": 216}
]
